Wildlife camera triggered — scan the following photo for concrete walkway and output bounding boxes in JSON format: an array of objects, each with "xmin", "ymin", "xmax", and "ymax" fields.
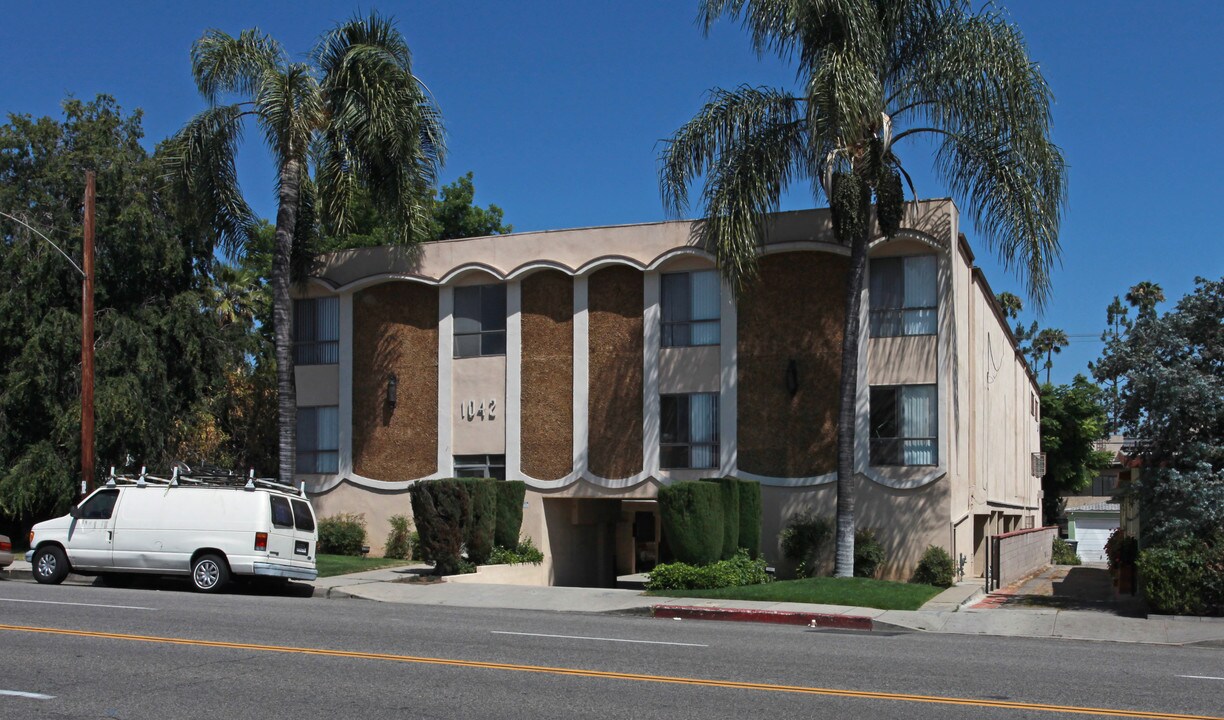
[{"xmin": 7, "ymin": 559, "xmax": 1223, "ymax": 645}]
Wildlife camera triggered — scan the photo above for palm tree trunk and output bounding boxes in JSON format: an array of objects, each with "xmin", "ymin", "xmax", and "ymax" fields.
[
  {"xmin": 833, "ymin": 200, "xmax": 871, "ymax": 578},
  {"xmin": 273, "ymin": 158, "xmax": 301, "ymax": 485}
]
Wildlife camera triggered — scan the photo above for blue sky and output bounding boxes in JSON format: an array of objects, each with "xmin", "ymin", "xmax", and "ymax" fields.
[{"xmin": 2, "ymin": 1, "xmax": 1221, "ymax": 386}]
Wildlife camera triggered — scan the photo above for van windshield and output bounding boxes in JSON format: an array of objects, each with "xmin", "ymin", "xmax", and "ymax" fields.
[{"xmin": 291, "ymin": 499, "xmax": 315, "ymax": 532}]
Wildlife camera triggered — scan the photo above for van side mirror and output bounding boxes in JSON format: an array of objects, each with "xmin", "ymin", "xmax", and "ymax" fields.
[{"xmin": 69, "ymin": 506, "xmax": 80, "ymax": 519}]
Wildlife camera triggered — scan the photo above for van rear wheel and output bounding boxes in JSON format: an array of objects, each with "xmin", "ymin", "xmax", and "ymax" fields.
[
  {"xmin": 32, "ymin": 546, "xmax": 70, "ymax": 585},
  {"xmin": 191, "ymin": 554, "xmax": 230, "ymax": 593}
]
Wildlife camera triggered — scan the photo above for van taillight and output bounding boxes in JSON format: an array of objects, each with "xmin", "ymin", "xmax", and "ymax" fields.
[
  {"xmin": 0, "ymin": 539, "xmax": 10, "ymax": 552},
  {"xmin": 255, "ymin": 532, "xmax": 268, "ymax": 552}
]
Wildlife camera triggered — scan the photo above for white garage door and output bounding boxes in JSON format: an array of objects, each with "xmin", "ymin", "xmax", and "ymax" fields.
[{"xmin": 1075, "ymin": 517, "xmax": 1118, "ymax": 563}]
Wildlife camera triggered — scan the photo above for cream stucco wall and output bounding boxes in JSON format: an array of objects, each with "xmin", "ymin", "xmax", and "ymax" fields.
[
  {"xmin": 295, "ymin": 365, "xmax": 340, "ymax": 407},
  {"xmin": 452, "ymin": 355, "xmax": 507, "ymax": 455},
  {"xmin": 310, "ymin": 479, "xmax": 414, "ymax": 557},
  {"xmin": 659, "ymin": 346, "xmax": 720, "ymax": 393}
]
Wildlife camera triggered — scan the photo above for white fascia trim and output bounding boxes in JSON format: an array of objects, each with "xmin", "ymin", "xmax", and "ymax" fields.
[
  {"xmin": 506, "ymin": 281, "xmax": 523, "ymax": 480},
  {"xmin": 437, "ymin": 286, "xmax": 454, "ymax": 477},
  {"xmin": 572, "ymin": 276, "xmax": 589, "ymax": 476},
  {"xmin": 643, "ymin": 272, "xmax": 661, "ymax": 478},
  {"xmin": 338, "ymin": 292, "xmax": 354, "ymax": 478}
]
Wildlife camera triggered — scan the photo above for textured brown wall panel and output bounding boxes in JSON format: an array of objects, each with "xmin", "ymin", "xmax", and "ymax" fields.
[
  {"xmin": 352, "ymin": 283, "xmax": 439, "ymax": 479},
  {"xmin": 521, "ymin": 271, "xmax": 575, "ymax": 480},
  {"xmin": 738, "ymin": 252, "xmax": 848, "ymax": 477},
  {"xmin": 587, "ymin": 266, "xmax": 644, "ymax": 478}
]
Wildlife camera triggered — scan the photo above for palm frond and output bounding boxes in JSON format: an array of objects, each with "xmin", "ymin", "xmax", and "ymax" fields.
[
  {"xmin": 256, "ymin": 62, "xmax": 322, "ymax": 164},
  {"xmin": 162, "ymin": 105, "xmax": 255, "ymax": 257},
  {"xmin": 659, "ymin": 85, "xmax": 806, "ymax": 217},
  {"xmin": 315, "ymin": 12, "xmax": 446, "ymax": 246},
  {"xmin": 192, "ymin": 28, "xmax": 285, "ymax": 105}
]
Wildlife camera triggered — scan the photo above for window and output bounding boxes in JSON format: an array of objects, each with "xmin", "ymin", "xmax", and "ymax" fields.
[
  {"xmin": 869, "ymin": 255, "xmax": 937, "ymax": 337},
  {"xmin": 661, "ymin": 271, "xmax": 720, "ymax": 347},
  {"xmin": 660, "ymin": 393, "xmax": 719, "ymax": 469},
  {"xmin": 293, "ymin": 297, "xmax": 340, "ymax": 365},
  {"xmin": 270, "ymin": 496, "xmax": 294, "ymax": 529},
  {"xmin": 297, "ymin": 406, "xmax": 339, "ymax": 473},
  {"xmin": 454, "ymin": 284, "xmax": 506, "ymax": 357},
  {"xmin": 454, "ymin": 454, "xmax": 506, "ymax": 480},
  {"xmin": 291, "ymin": 499, "xmax": 316, "ymax": 532},
  {"xmin": 869, "ymin": 384, "xmax": 937, "ymax": 466},
  {"xmin": 77, "ymin": 489, "xmax": 119, "ymax": 520}
]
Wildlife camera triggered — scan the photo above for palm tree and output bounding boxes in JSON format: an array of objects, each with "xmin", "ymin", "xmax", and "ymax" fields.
[
  {"xmin": 166, "ymin": 13, "xmax": 445, "ymax": 484},
  {"xmin": 996, "ymin": 292, "xmax": 1024, "ymax": 321},
  {"xmin": 660, "ymin": 0, "xmax": 1065, "ymax": 576},
  {"xmin": 1126, "ymin": 281, "xmax": 1165, "ymax": 318},
  {"xmin": 1032, "ymin": 328, "xmax": 1069, "ymax": 384}
]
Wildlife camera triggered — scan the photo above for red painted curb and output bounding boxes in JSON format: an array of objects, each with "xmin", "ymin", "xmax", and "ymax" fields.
[{"xmin": 651, "ymin": 604, "xmax": 875, "ymax": 631}]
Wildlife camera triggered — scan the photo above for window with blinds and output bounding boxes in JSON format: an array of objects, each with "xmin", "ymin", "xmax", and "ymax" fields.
[
  {"xmin": 869, "ymin": 384, "xmax": 937, "ymax": 466},
  {"xmin": 869, "ymin": 255, "xmax": 937, "ymax": 337},
  {"xmin": 293, "ymin": 297, "xmax": 340, "ymax": 365},
  {"xmin": 297, "ymin": 406, "xmax": 339, "ymax": 473},
  {"xmin": 660, "ymin": 393, "xmax": 719, "ymax": 469},
  {"xmin": 661, "ymin": 271, "xmax": 720, "ymax": 347}
]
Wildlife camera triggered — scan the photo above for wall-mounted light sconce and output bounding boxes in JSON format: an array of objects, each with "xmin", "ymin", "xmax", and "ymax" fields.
[
  {"xmin": 387, "ymin": 373, "xmax": 398, "ymax": 408},
  {"xmin": 785, "ymin": 358, "xmax": 799, "ymax": 397}
]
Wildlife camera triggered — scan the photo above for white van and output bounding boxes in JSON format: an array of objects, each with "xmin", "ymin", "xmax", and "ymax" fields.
[{"xmin": 26, "ymin": 472, "xmax": 318, "ymax": 592}]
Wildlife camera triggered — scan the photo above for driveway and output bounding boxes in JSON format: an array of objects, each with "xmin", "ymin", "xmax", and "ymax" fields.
[{"xmin": 973, "ymin": 563, "xmax": 1146, "ymax": 617}]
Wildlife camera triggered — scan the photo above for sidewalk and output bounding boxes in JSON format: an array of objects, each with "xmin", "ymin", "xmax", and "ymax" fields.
[
  {"xmin": 310, "ymin": 565, "xmax": 1224, "ymax": 646},
  {"xmin": 8, "ymin": 560, "xmax": 1223, "ymax": 645}
]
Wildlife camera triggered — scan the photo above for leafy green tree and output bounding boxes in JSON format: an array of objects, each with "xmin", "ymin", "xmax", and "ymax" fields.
[
  {"xmin": 1032, "ymin": 327, "xmax": 1069, "ymax": 384},
  {"xmin": 0, "ymin": 96, "xmax": 235, "ymax": 525},
  {"xmin": 1038, "ymin": 376, "xmax": 1113, "ymax": 525},
  {"xmin": 1093, "ymin": 276, "xmax": 1223, "ymax": 545},
  {"xmin": 165, "ymin": 13, "xmax": 445, "ymax": 483},
  {"xmin": 1088, "ymin": 295, "xmax": 1130, "ymax": 428},
  {"xmin": 660, "ymin": 0, "xmax": 1065, "ymax": 575}
]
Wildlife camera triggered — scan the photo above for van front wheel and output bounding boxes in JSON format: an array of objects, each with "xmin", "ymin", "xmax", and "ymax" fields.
[
  {"xmin": 32, "ymin": 546, "xmax": 70, "ymax": 585},
  {"xmin": 191, "ymin": 554, "xmax": 230, "ymax": 593}
]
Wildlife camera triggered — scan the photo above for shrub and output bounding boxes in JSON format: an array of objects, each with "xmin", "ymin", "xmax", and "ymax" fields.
[
  {"xmin": 494, "ymin": 481, "xmax": 527, "ymax": 550},
  {"xmin": 780, "ymin": 513, "xmax": 831, "ymax": 578},
  {"xmin": 383, "ymin": 514, "xmax": 412, "ymax": 560},
  {"xmin": 457, "ymin": 478, "xmax": 498, "ymax": 565},
  {"xmin": 410, "ymin": 479, "xmax": 470, "ymax": 575},
  {"xmin": 646, "ymin": 550, "xmax": 771, "ymax": 591},
  {"xmin": 737, "ymin": 479, "xmax": 762, "ymax": 558},
  {"xmin": 658, "ymin": 482, "xmax": 724, "ymax": 565},
  {"xmin": 1051, "ymin": 537, "xmax": 1082, "ymax": 566},
  {"xmin": 1105, "ymin": 528, "xmax": 1139, "ymax": 571},
  {"xmin": 317, "ymin": 513, "xmax": 367, "ymax": 556},
  {"xmin": 409, "ymin": 531, "xmax": 421, "ymax": 560},
  {"xmin": 1137, "ymin": 540, "xmax": 1224, "ymax": 616},
  {"xmin": 854, "ymin": 528, "xmax": 886, "ymax": 578},
  {"xmin": 701, "ymin": 477, "xmax": 740, "ymax": 559},
  {"xmin": 488, "ymin": 536, "xmax": 545, "ymax": 566},
  {"xmin": 911, "ymin": 545, "xmax": 956, "ymax": 587}
]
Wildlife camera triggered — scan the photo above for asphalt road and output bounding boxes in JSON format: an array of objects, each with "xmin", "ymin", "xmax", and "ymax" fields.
[{"xmin": 0, "ymin": 577, "xmax": 1221, "ymax": 720}]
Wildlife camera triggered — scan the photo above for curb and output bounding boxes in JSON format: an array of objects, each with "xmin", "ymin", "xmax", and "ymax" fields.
[{"xmin": 651, "ymin": 604, "xmax": 875, "ymax": 630}]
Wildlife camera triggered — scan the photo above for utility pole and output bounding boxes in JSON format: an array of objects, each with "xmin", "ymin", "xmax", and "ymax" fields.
[{"xmin": 81, "ymin": 171, "xmax": 95, "ymax": 497}]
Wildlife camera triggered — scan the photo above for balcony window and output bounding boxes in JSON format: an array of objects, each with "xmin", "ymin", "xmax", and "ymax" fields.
[
  {"xmin": 297, "ymin": 406, "xmax": 339, "ymax": 473},
  {"xmin": 660, "ymin": 393, "xmax": 719, "ymax": 469},
  {"xmin": 869, "ymin": 255, "xmax": 937, "ymax": 337},
  {"xmin": 454, "ymin": 284, "xmax": 506, "ymax": 358},
  {"xmin": 869, "ymin": 385, "xmax": 937, "ymax": 466},
  {"xmin": 661, "ymin": 271, "xmax": 720, "ymax": 347},
  {"xmin": 293, "ymin": 297, "xmax": 339, "ymax": 365}
]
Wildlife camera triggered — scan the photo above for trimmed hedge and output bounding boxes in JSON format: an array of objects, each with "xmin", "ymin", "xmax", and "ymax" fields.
[
  {"xmin": 457, "ymin": 478, "xmax": 497, "ymax": 565},
  {"xmin": 494, "ymin": 480, "xmax": 527, "ymax": 550},
  {"xmin": 410, "ymin": 479, "xmax": 470, "ymax": 576},
  {"xmin": 701, "ymin": 477, "xmax": 740, "ymax": 560},
  {"xmin": 1137, "ymin": 541, "xmax": 1224, "ymax": 616},
  {"xmin": 659, "ymin": 481, "xmax": 724, "ymax": 565},
  {"xmin": 737, "ymin": 479, "xmax": 762, "ymax": 559},
  {"xmin": 646, "ymin": 549, "xmax": 770, "ymax": 591}
]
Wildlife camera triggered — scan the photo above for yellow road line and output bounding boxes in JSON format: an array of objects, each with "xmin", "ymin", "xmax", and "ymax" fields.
[{"xmin": 1, "ymin": 623, "xmax": 1216, "ymax": 720}]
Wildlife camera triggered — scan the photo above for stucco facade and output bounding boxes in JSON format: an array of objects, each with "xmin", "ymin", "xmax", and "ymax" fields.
[{"xmin": 296, "ymin": 200, "xmax": 1042, "ymax": 583}]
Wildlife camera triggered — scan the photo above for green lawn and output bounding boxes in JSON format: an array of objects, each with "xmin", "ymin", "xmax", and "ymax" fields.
[
  {"xmin": 646, "ymin": 576, "xmax": 944, "ymax": 611},
  {"xmin": 315, "ymin": 554, "xmax": 420, "ymax": 578}
]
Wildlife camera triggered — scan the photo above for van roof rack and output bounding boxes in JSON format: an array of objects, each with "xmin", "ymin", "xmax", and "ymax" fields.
[{"xmin": 103, "ymin": 466, "xmax": 306, "ymax": 497}]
